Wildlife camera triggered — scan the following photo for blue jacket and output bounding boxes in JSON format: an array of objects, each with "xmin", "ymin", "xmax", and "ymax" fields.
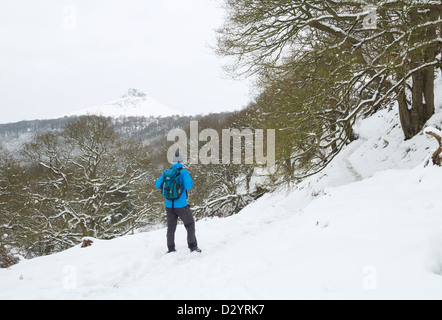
[{"xmin": 155, "ymin": 163, "xmax": 193, "ymax": 208}]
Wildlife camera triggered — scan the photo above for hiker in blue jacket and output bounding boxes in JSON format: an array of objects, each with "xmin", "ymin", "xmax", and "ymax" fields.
[{"xmin": 155, "ymin": 152, "xmax": 201, "ymax": 254}]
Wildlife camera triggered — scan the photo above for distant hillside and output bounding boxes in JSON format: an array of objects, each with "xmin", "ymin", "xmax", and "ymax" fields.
[
  {"xmin": 0, "ymin": 113, "xmax": 233, "ymax": 150},
  {"xmin": 0, "ymin": 87, "xmax": 234, "ymax": 150}
]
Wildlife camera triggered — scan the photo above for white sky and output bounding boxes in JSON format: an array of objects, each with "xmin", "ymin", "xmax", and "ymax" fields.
[{"xmin": 0, "ymin": 0, "xmax": 251, "ymax": 124}]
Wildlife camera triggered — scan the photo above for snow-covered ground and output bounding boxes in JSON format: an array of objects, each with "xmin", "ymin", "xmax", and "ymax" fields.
[{"xmin": 1, "ymin": 78, "xmax": 442, "ymax": 300}]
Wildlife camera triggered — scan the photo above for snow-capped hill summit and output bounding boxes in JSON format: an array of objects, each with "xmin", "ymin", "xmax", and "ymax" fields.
[
  {"xmin": 121, "ymin": 88, "xmax": 148, "ymax": 99},
  {"xmin": 66, "ymin": 89, "xmax": 185, "ymax": 119}
]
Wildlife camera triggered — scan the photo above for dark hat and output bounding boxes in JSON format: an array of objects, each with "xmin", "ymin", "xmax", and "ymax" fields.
[{"xmin": 173, "ymin": 151, "xmax": 183, "ymax": 163}]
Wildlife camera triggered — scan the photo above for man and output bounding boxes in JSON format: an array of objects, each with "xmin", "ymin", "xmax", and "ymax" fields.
[{"xmin": 155, "ymin": 152, "xmax": 201, "ymax": 254}]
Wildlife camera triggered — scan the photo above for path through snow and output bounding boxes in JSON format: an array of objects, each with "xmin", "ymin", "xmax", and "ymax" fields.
[{"xmin": 344, "ymin": 138, "xmax": 366, "ymax": 182}]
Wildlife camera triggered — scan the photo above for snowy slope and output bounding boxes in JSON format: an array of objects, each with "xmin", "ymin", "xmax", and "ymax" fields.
[
  {"xmin": 1, "ymin": 159, "xmax": 441, "ymax": 300},
  {"xmin": 1, "ymin": 78, "xmax": 442, "ymax": 300},
  {"xmin": 349, "ymin": 74, "xmax": 442, "ymax": 179},
  {"xmin": 66, "ymin": 89, "xmax": 185, "ymax": 118}
]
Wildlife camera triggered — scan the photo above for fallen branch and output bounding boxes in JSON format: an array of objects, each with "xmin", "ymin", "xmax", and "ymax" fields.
[{"xmin": 424, "ymin": 127, "xmax": 442, "ymax": 166}]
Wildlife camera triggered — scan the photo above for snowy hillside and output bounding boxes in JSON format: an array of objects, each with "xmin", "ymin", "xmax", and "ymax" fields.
[
  {"xmin": 1, "ymin": 156, "xmax": 441, "ymax": 299},
  {"xmin": 1, "ymin": 78, "xmax": 442, "ymax": 300},
  {"xmin": 66, "ymin": 89, "xmax": 186, "ymax": 118}
]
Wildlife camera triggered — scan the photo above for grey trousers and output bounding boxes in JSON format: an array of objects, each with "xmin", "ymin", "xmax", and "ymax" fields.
[{"xmin": 166, "ymin": 205, "xmax": 198, "ymax": 251}]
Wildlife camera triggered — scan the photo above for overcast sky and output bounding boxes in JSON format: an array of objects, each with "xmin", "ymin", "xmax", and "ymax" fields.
[{"xmin": 0, "ymin": 0, "xmax": 251, "ymax": 124}]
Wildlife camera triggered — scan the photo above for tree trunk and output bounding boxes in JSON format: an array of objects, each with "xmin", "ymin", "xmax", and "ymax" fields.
[
  {"xmin": 398, "ymin": 7, "xmax": 438, "ymax": 140},
  {"xmin": 398, "ymin": 72, "xmax": 435, "ymax": 140}
]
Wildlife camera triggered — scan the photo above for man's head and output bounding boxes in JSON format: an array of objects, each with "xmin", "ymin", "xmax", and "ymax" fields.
[{"xmin": 173, "ymin": 151, "xmax": 183, "ymax": 163}]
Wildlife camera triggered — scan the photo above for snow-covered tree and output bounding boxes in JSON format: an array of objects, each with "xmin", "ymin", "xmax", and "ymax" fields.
[
  {"xmin": 217, "ymin": 0, "xmax": 442, "ymax": 175},
  {"xmin": 18, "ymin": 116, "xmax": 159, "ymax": 255},
  {"xmin": 0, "ymin": 144, "xmax": 32, "ymax": 260}
]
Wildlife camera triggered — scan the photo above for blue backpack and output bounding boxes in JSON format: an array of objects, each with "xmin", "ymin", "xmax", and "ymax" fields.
[{"xmin": 160, "ymin": 167, "xmax": 184, "ymax": 201}]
